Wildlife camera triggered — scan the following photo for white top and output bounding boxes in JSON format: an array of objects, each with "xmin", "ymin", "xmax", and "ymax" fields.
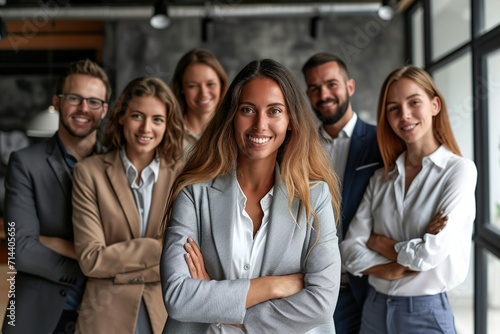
[
  {"xmin": 318, "ymin": 112, "xmax": 357, "ymax": 184},
  {"xmin": 341, "ymin": 146, "xmax": 477, "ymax": 296},
  {"xmin": 207, "ymin": 169, "xmax": 335, "ymax": 334},
  {"xmin": 207, "ymin": 170, "xmax": 273, "ymax": 334},
  {"xmin": 120, "ymin": 147, "xmax": 160, "ymax": 237}
]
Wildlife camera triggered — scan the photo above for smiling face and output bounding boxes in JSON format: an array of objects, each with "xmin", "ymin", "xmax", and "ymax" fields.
[
  {"xmin": 54, "ymin": 74, "xmax": 108, "ymax": 139},
  {"xmin": 305, "ymin": 61, "xmax": 354, "ymax": 125},
  {"xmin": 119, "ymin": 95, "xmax": 167, "ymax": 165},
  {"xmin": 234, "ymin": 77, "xmax": 290, "ymax": 165},
  {"xmin": 385, "ymin": 78, "xmax": 441, "ymax": 151},
  {"xmin": 182, "ymin": 63, "xmax": 222, "ymax": 117}
]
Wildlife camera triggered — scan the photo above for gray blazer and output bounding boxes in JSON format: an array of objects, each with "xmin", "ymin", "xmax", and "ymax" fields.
[
  {"xmin": 2, "ymin": 135, "xmax": 85, "ymax": 333},
  {"xmin": 161, "ymin": 170, "xmax": 341, "ymax": 334}
]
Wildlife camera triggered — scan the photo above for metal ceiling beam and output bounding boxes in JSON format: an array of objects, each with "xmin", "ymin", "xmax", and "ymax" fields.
[{"xmin": 0, "ymin": 3, "xmax": 381, "ymax": 20}]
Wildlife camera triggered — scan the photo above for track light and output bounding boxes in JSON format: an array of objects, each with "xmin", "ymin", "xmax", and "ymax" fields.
[
  {"xmin": 202, "ymin": 17, "xmax": 214, "ymax": 42},
  {"xmin": 150, "ymin": 0, "xmax": 170, "ymax": 29},
  {"xmin": 310, "ymin": 15, "xmax": 323, "ymax": 39},
  {"xmin": 378, "ymin": 0, "xmax": 396, "ymax": 21},
  {"xmin": 0, "ymin": 18, "xmax": 7, "ymax": 40}
]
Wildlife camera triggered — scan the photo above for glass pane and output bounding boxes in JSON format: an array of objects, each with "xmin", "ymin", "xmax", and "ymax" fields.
[
  {"xmin": 486, "ymin": 249, "xmax": 500, "ymax": 333},
  {"xmin": 448, "ymin": 244, "xmax": 474, "ymax": 334},
  {"xmin": 484, "ymin": 0, "xmax": 500, "ymax": 33},
  {"xmin": 411, "ymin": 5, "xmax": 424, "ymax": 67},
  {"xmin": 487, "ymin": 49, "xmax": 500, "ymax": 230},
  {"xmin": 431, "ymin": 0, "xmax": 470, "ymax": 60},
  {"xmin": 433, "ymin": 53, "xmax": 474, "ymax": 160}
]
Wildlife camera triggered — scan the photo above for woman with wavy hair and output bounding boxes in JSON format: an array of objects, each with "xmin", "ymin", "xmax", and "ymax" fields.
[
  {"xmin": 341, "ymin": 65, "xmax": 477, "ymax": 334},
  {"xmin": 161, "ymin": 59, "xmax": 341, "ymax": 333},
  {"xmin": 170, "ymin": 48, "xmax": 229, "ymax": 157},
  {"xmin": 72, "ymin": 77, "xmax": 184, "ymax": 333}
]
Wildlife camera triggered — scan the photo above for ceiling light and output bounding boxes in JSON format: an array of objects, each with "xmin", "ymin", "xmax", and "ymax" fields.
[
  {"xmin": 378, "ymin": 0, "xmax": 396, "ymax": 21},
  {"xmin": 202, "ymin": 17, "xmax": 214, "ymax": 42},
  {"xmin": 310, "ymin": 15, "xmax": 323, "ymax": 39},
  {"xmin": 150, "ymin": 0, "xmax": 170, "ymax": 29},
  {"xmin": 26, "ymin": 106, "xmax": 59, "ymax": 138}
]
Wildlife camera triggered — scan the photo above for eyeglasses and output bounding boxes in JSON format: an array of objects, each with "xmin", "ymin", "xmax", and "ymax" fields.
[{"xmin": 59, "ymin": 93, "xmax": 106, "ymax": 110}]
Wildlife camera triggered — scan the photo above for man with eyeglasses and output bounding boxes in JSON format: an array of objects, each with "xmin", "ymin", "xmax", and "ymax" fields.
[
  {"xmin": 3, "ymin": 59, "xmax": 111, "ymax": 334},
  {"xmin": 302, "ymin": 53, "xmax": 382, "ymax": 334}
]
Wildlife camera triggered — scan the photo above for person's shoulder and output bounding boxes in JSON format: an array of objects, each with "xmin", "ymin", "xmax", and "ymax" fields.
[
  {"xmin": 7, "ymin": 138, "xmax": 57, "ymax": 171},
  {"xmin": 11, "ymin": 138, "xmax": 52, "ymax": 158},
  {"xmin": 353, "ymin": 116, "xmax": 377, "ymax": 139},
  {"xmin": 446, "ymin": 152, "xmax": 477, "ymax": 175},
  {"xmin": 309, "ymin": 180, "xmax": 330, "ymax": 198},
  {"xmin": 74, "ymin": 151, "xmax": 109, "ymax": 174}
]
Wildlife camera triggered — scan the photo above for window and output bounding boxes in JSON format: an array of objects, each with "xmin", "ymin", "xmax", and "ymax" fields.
[{"xmin": 431, "ymin": 0, "xmax": 470, "ymax": 61}]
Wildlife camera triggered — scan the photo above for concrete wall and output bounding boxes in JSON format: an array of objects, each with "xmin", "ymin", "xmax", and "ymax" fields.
[{"xmin": 106, "ymin": 13, "xmax": 405, "ymax": 125}]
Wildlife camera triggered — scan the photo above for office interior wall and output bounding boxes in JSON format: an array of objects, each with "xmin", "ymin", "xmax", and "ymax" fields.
[{"xmin": 105, "ymin": 14, "xmax": 405, "ymax": 124}]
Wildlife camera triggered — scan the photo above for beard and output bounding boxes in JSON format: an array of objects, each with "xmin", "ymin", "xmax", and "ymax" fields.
[
  {"xmin": 313, "ymin": 94, "xmax": 350, "ymax": 125},
  {"xmin": 58, "ymin": 101, "xmax": 102, "ymax": 139}
]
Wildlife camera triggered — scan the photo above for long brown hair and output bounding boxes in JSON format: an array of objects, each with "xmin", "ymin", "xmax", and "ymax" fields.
[
  {"xmin": 163, "ymin": 59, "xmax": 340, "ymax": 235},
  {"xmin": 170, "ymin": 48, "xmax": 229, "ymax": 115},
  {"xmin": 377, "ymin": 65, "xmax": 461, "ymax": 173},
  {"xmin": 103, "ymin": 77, "xmax": 184, "ymax": 164}
]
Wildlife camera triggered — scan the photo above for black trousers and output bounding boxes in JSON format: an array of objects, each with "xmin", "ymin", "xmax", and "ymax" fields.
[{"xmin": 52, "ymin": 310, "xmax": 78, "ymax": 334}]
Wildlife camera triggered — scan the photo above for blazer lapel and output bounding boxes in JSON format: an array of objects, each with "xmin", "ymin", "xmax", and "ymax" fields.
[
  {"xmin": 209, "ymin": 174, "xmax": 238, "ymax": 278},
  {"xmin": 342, "ymin": 120, "xmax": 366, "ymax": 235},
  {"xmin": 260, "ymin": 180, "xmax": 298, "ymax": 276},
  {"xmin": 105, "ymin": 151, "xmax": 141, "ymax": 238},
  {"xmin": 46, "ymin": 136, "xmax": 72, "ymax": 198}
]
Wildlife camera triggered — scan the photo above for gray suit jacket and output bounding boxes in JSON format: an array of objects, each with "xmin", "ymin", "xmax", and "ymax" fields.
[
  {"xmin": 2, "ymin": 135, "xmax": 85, "ymax": 333},
  {"xmin": 161, "ymin": 170, "xmax": 341, "ymax": 334}
]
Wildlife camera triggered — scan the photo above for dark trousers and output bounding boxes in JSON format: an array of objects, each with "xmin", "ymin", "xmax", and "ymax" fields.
[
  {"xmin": 52, "ymin": 310, "xmax": 78, "ymax": 334},
  {"xmin": 334, "ymin": 285, "xmax": 364, "ymax": 334}
]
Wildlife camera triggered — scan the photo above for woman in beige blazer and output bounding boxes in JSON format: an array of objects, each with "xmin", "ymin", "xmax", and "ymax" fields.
[{"xmin": 72, "ymin": 77, "xmax": 184, "ymax": 333}]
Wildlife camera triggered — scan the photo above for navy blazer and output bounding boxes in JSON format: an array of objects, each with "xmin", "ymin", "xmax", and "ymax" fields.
[{"xmin": 336, "ymin": 118, "xmax": 382, "ymax": 305}]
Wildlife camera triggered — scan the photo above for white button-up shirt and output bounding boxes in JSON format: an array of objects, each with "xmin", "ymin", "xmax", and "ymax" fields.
[
  {"xmin": 207, "ymin": 168, "xmax": 334, "ymax": 334},
  {"xmin": 341, "ymin": 146, "xmax": 477, "ymax": 296},
  {"xmin": 120, "ymin": 147, "xmax": 160, "ymax": 237},
  {"xmin": 318, "ymin": 112, "xmax": 357, "ymax": 184},
  {"xmin": 207, "ymin": 170, "xmax": 273, "ymax": 334}
]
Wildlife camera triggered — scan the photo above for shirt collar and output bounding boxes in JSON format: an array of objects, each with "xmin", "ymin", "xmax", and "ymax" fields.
[
  {"xmin": 394, "ymin": 145, "xmax": 451, "ymax": 175},
  {"xmin": 120, "ymin": 146, "xmax": 160, "ymax": 187},
  {"xmin": 318, "ymin": 112, "xmax": 358, "ymax": 141}
]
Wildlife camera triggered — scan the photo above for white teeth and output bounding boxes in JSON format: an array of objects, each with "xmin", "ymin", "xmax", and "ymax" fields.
[
  {"xmin": 74, "ymin": 118, "xmax": 89, "ymax": 123},
  {"xmin": 137, "ymin": 136, "xmax": 152, "ymax": 141},
  {"xmin": 248, "ymin": 136, "xmax": 270, "ymax": 144},
  {"xmin": 403, "ymin": 124, "xmax": 415, "ymax": 131}
]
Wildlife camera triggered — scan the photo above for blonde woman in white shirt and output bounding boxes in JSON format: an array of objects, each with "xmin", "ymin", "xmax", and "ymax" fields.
[{"xmin": 341, "ymin": 65, "xmax": 477, "ymax": 334}]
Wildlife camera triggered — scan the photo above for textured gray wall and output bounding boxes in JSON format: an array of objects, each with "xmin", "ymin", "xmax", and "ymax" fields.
[{"xmin": 106, "ymin": 13, "xmax": 405, "ymax": 124}]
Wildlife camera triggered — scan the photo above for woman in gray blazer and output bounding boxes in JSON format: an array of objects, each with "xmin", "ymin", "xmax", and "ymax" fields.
[{"xmin": 161, "ymin": 59, "xmax": 342, "ymax": 334}]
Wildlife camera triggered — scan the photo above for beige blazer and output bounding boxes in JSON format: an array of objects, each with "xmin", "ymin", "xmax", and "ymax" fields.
[{"xmin": 72, "ymin": 150, "xmax": 181, "ymax": 333}]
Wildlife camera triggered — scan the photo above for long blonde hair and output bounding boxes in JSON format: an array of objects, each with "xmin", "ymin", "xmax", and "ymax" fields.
[
  {"xmin": 377, "ymin": 65, "xmax": 461, "ymax": 173},
  {"xmin": 163, "ymin": 59, "xmax": 340, "ymax": 234}
]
